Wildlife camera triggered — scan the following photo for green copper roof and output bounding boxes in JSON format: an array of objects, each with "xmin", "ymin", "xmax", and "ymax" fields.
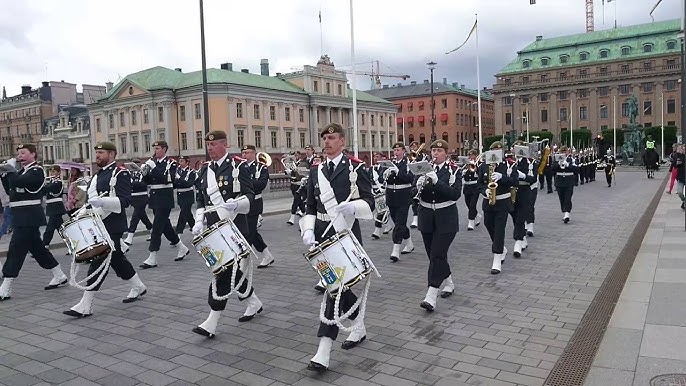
[{"xmin": 497, "ymin": 19, "xmax": 682, "ymax": 75}]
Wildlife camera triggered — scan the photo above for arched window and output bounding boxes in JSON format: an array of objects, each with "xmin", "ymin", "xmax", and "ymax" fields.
[
  {"xmin": 559, "ymin": 54, "xmax": 569, "ymax": 64},
  {"xmin": 599, "ymin": 49, "xmax": 610, "ymax": 58},
  {"xmin": 522, "ymin": 60, "xmax": 531, "ymax": 68},
  {"xmin": 667, "ymin": 40, "xmax": 677, "ymax": 50},
  {"xmin": 541, "ymin": 57, "xmax": 550, "ymax": 66},
  {"xmin": 579, "ymin": 52, "xmax": 589, "ymax": 61},
  {"xmin": 397, "ymin": 134, "xmax": 404, "ymax": 142},
  {"xmin": 442, "ymin": 132, "xmax": 449, "ymax": 142},
  {"xmin": 643, "ymin": 43, "xmax": 654, "ymax": 53},
  {"xmin": 408, "ymin": 134, "xmax": 415, "ymax": 143},
  {"xmin": 621, "ymin": 46, "xmax": 631, "ymax": 55},
  {"xmin": 419, "ymin": 133, "xmax": 426, "ymax": 144}
]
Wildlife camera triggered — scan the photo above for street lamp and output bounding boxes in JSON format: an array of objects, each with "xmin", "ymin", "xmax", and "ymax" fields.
[
  {"xmin": 427, "ymin": 61, "xmax": 437, "ymax": 142},
  {"xmin": 510, "ymin": 93, "xmax": 517, "ymax": 143}
]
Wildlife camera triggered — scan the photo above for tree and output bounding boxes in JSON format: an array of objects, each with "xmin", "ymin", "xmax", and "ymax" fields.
[
  {"xmin": 560, "ymin": 129, "xmax": 592, "ymax": 148},
  {"xmin": 484, "ymin": 135, "xmax": 502, "ymax": 150}
]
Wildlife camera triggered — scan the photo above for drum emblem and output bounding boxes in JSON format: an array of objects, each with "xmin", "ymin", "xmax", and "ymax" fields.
[
  {"xmin": 316, "ymin": 260, "xmax": 339, "ymax": 285},
  {"xmin": 200, "ymin": 246, "xmax": 219, "ymax": 266}
]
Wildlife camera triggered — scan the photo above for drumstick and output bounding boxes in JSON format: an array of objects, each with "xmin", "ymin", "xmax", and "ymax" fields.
[
  {"xmin": 320, "ymin": 186, "xmax": 357, "ymax": 238},
  {"xmin": 74, "ymin": 192, "xmax": 108, "ymax": 217}
]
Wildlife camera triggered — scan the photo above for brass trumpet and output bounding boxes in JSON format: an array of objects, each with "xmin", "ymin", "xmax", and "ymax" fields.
[
  {"xmin": 408, "ymin": 143, "xmax": 426, "ymax": 162},
  {"xmin": 257, "ymin": 152, "xmax": 272, "ymax": 167}
]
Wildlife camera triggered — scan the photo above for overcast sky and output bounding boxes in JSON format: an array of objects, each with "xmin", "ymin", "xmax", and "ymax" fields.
[{"xmin": 0, "ymin": 0, "xmax": 681, "ymax": 97}]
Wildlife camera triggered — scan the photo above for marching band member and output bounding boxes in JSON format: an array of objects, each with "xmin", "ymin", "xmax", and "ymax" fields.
[
  {"xmin": 408, "ymin": 141, "xmax": 424, "ymax": 228},
  {"xmin": 370, "ymin": 152, "xmax": 389, "ymax": 239},
  {"xmin": 286, "ymin": 151, "xmax": 306, "ymax": 225},
  {"xmin": 509, "ymin": 142, "xmax": 537, "ymax": 258},
  {"xmin": 526, "ymin": 153, "xmax": 540, "ymax": 237},
  {"xmin": 602, "ymin": 149, "xmax": 616, "ymax": 187},
  {"xmin": 64, "ymin": 142, "xmax": 147, "ymax": 317},
  {"xmin": 463, "ymin": 149, "xmax": 481, "ymax": 231},
  {"xmin": 191, "ymin": 130, "xmax": 263, "ymax": 338},
  {"xmin": 140, "ymin": 141, "xmax": 190, "ymax": 268},
  {"xmin": 42, "ymin": 165, "xmax": 67, "ymax": 246},
  {"xmin": 553, "ymin": 145, "xmax": 579, "ymax": 223},
  {"xmin": 417, "ymin": 140, "xmax": 461, "ymax": 311},
  {"xmin": 122, "ymin": 159, "xmax": 152, "ymax": 250},
  {"xmin": 0, "ymin": 144, "xmax": 68, "ymax": 301},
  {"xmin": 543, "ymin": 145, "xmax": 555, "ymax": 193},
  {"xmin": 301, "ymin": 123, "xmax": 374, "ymax": 372},
  {"xmin": 384, "ymin": 142, "xmax": 415, "ymax": 262},
  {"xmin": 174, "ymin": 155, "xmax": 197, "ymax": 234},
  {"xmin": 241, "ymin": 145, "xmax": 276, "ymax": 268},
  {"xmin": 477, "ymin": 141, "xmax": 518, "ymax": 275}
]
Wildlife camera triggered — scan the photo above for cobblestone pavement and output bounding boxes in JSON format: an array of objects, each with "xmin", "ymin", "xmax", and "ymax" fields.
[{"xmin": 0, "ymin": 170, "xmax": 664, "ymax": 386}]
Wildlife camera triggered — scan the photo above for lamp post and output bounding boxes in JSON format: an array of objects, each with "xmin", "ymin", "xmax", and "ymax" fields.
[
  {"xmin": 427, "ymin": 61, "xmax": 437, "ymax": 142},
  {"xmin": 510, "ymin": 93, "xmax": 517, "ymax": 144}
]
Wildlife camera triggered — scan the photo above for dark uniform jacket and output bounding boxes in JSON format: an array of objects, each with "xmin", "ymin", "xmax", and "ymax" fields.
[
  {"xmin": 384, "ymin": 158, "xmax": 414, "ymax": 207},
  {"xmin": 247, "ymin": 161, "xmax": 269, "ymax": 216},
  {"xmin": 174, "ymin": 167, "xmax": 197, "ymax": 207},
  {"xmin": 43, "ymin": 178, "xmax": 67, "ymax": 216},
  {"xmin": 370, "ymin": 165, "xmax": 386, "ymax": 195},
  {"xmin": 89, "ymin": 163, "xmax": 131, "ymax": 234},
  {"xmin": 462, "ymin": 164, "xmax": 480, "ymax": 196},
  {"xmin": 514, "ymin": 158, "xmax": 538, "ymax": 195},
  {"xmin": 143, "ymin": 156, "xmax": 177, "ymax": 210},
  {"xmin": 476, "ymin": 162, "xmax": 518, "ymax": 213},
  {"xmin": 602, "ymin": 155, "xmax": 616, "ymax": 174},
  {"xmin": 553, "ymin": 156, "xmax": 580, "ymax": 188},
  {"xmin": 1, "ymin": 161, "xmax": 48, "ymax": 227},
  {"xmin": 196, "ymin": 156, "xmax": 255, "ymax": 234},
  {"xmin": 417, "ymin": 163, "xmax": 462, "ymax": 234},
  {"xmin": 130, "ymin": 172, "xmax": 148, "ymax": 206}
]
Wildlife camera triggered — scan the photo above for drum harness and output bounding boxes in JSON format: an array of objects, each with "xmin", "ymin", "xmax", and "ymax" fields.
[{"xmin": 371, "ymin": 166, "xmax": 389, "ymax": 225}]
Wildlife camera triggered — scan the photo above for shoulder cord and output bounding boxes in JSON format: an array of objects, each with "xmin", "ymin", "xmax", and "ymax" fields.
[{"xmin": 23, "ymin": 166, "xmax": 46, "ymax": 194}]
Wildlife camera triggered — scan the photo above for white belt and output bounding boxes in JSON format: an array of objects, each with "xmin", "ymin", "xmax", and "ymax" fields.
[
  {"xmin": 291, "ymin": 181, "xmax": 301, "ymax": 185},
  {"xmin": 518, "ymin": 181, "xmax": 530, "ymax": 186},
  {"xmin": 131, "ymin": 191, "xmax": 148, "ymax": 196},
  {"xmin": 557, "ymin": 172, "xmax": 574, "ymax": 176},
  {"xmin": 176, "ymin": 188, "xmax": 194, "ymax": 193},
  {"xmin": 255, "ymin": 194, "xmax": 262, "ymax": 200},
  {"xmin": 45, "ymin": 197, "xmax": 63, "ymax": 204},
  {"xmin": 495, "ymin": 193, "xmax": 511, "ymax": 200},
  {"xmin": 387, "ymin": 184, "xmax": 411, "ymax": 190},
  {"xmin": 419, "ymin": 200, "xmax": 456, "ymax": 210},
  {"xmin": 530, "ymin": 183, "xmax": 539, "ymax": 190},
  {"xmin": 149, "ymin": 184, "xmax": 173, "ymax": 189},
  {"xmin": 9, "ymin": 199, "xmax": 41, "ymax": 208},
  {"xmin": 317, "ymin": 212, "xmax": 330, "ymax": 221},
  {"xmin": 463, "ymin": 181, "xmax": 477, "ymax": 185}
]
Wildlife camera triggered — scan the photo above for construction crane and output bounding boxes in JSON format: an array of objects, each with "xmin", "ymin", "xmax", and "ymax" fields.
[
  {"xmin": 530, "ymin": 0, "xmax": 602, "ymax": 33},
  {"xmin": 342, "ymin": 60, "xmax": 410, "ymax": 89}
]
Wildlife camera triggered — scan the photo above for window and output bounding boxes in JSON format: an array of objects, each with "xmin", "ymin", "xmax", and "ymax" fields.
[
  {"xmin": 96, "ymin": 118, "xmax": 101, "ymax": 132},
  {"xmin": 643, "ymin": 61, "xmax": 653, "ymax": 71},
  {"xmin": 644, "ymin": 122, "xmax": 652, "ymax": 127},
  {"xmin": 504, "ymin": 96, "xmax": 513, "ymax": 105},
  {"xmin": 285, "ymin": 131, "xmax": 292, "ymax": 148},
  {"xmin": 619, "ymin": 84, "xmax": 631, "ymax": 95},
  {"xmin": 558, "ymin": 90, "xmax": 569, "ymax": 100},
  {"xmin": 599, "ymin": 49, "xmax": 609, "ymax": 58},
  {"xmin": 600, "ymin": 105, "xmax": 608, "ymax": 119},
  {"xmin": 253, "ymin": 104, "xmax": 260, "ymax": 119},
  {"xmin": 237, "ymin": 129, "xmax": 244, "ymax": 148},
  {"xmin": 338, "ymin": 84, "xmax": 342, "ymax": 95},
  {"xmin": 419, "ymin": 133, "xmax": 426, "ymax": 144},
  {"xmin": 181, "ymin": 133, "xmax": 187, "ymax": 150},
  {"xmin": 541, "ymin": 57, "xmax": 550, "ymax": 66},
  {"xmin": 158, "ymin": 106, "xmax": 164, "ymax": 122},
  {"xmin": 559, "ymin": 55, "xmax": 569, "ymax": 64},
  {"xmin": 599, "ymin": 66, "xmax": 608, "ymax": 76},
  {"xmin": 644, "ymin": 101, "xmax": 652, "ymax": 116},
  {"xmin": 408, "ymin": 134, "xmax": 415, "ymax": 143},
  {"xmin": 108, "ymin": 114, "xmax": 114, "ymax": 129},
  {"xmin": 131, "ymin": 110, "xmax": 137, "ymax": 125},
  {"xmin": 521, "ymin": 95, "xmax": 530, "ymax": 104},
  {"xmin": 326, "ymin": 82, "xmax": 330, "ymax": 94},
  {"xmin": 143, "ymin": 109, "xmax": 149, "ymax": 124},
  {"xmin": 313, "ymin": 80, "xmax": 318, "ymax": 92},
  {"xmin": 255, "ymin": 131, "xmax": 262, "ymax": 148},
  {"xmin": 668, "ymin": 99, "xmax": 676, "ymax": 114},
  {"xmin": 270, "ymin": 131, "xmax": 277, "ymax": 148},
  {"xmin": 666, "ymin": 80, "xmax": 678, "ymax": 90},
  {"xmin": 120, "ymin": 136, "xmax": 127, "ymax": 154},
  {"xmin": 643, "ymin": 43, "xmax": 653, "ymax": 53},
  {"xmin": 441, "ymin": 99, "xmax": 447, "ymax": 108},
  {"xmin": 236, "ymin": 102, "xmax": 243, "ymax": 118},
  {"xmin": 579, "ymin": 52, "xmax": 589, "ymax": 61},
  {"xmin": 381, "ymin": 133, "xmax": 385, "ymax": 148},
  {"xmin": 504, "ymin": 78, "xmax": 511, "ymax": 85},
  {"xmin": 579, "ymin": 69, "xmax": 589, "ymax": 78},
  {"xmin": 601, "ymin": 125, "xmax": 608, "ymax": 130},
  {"xmin": 120, "ymin": 112, "xmax": 125, "ymax": 126},
  {"xmin": 559, "ymin": 107, "xmax": 568, "ymax": 121},
  {"xmin": 269, "ymin": 106, "xmax": 276, "ymax": 120},
  {"xmin": 371, "ymin": 134, "xmax": 376, "ymax": 148},
  {"xmin": 361, "ymin": 114, "xmax": 365, "ymax": 125},
  {"xmin": 419, "ymin": 118, "xmax": 425, "ymax": 127},
  {"xmin": 621, "ymin": 64, "xmax": 630, "ymax": 74},
  {"xmin": 539, "ymin": 93, "xmax": 549, "ymax": 102},
  {"xmin": 667, "ymin": 59, "xmax": 678, "ymax": 69},
  {"xmin": 194, "ymin": 103, "xmax": 201, "ymax": 119},
  {"xmin": 299, "ymin": 108, "xmax": 304, "ymax": 122},
  {"xmin": 642, "ymin": 82, "xmax": 653, "ymax": 93},
  {"xmin": 621, "ymin": 46, "xmax": 631, "ymax": 55},
  {"xmin": 667, "ymin": 40, "xmax": 677, "ymax": 50},
  {"xmin": 371, "ymin": 115, "xmax": 375, "ymax": 126},
  {"xmin": 578, "ymin": 89, "xmax": 588, "ymax": 98},
  {"xmin": 285, "ymin": 107, "xmax": 291, "ymax": 121},
  {"xmin": 360, "ymin": 133, "xmax": 367, "ymax": 147},
  {"xmin": 195, "ymin": 130, "xmax": 203, "ymax": 149},
  {"xmin": 143, "ymin": 133, "xmax": 150, "ymax": 151},
  {"xmin": 505, "ymin": 112, "xmax": 512, "ymax": 125},
  {"xmin": 579, "ymin": 106, "xmax": 588, "ymax": 120},
  {"xmin": 541, "ymin": 109, "xmax": 548, "ymax": 123},
  {"xmin": 668, "ymin": 121, "xmax": 676, "ymax": 126},
  {"xmin": 299, "ymin": 132, "xmax": 306, "ymax": 148},
  {"xmin": 522, "ymin": 76, "xmax": 530, "ymax": 84},
  {"xmin": 540, "ymin": 74, "xmax": 548, "ymax": 82},
  {"xmin": 522, "ymin": 60, "xmax": 531, "ymax": 68},
  {"xmin": 559, "ymin": 71, "xmax": 567, "ymax": 80},
  {"xmin": 622, "ymin": 102, "xmax": 630, "ymax": 117}
]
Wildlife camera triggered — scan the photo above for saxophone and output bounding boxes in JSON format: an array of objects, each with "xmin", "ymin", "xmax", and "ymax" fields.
[
  {"xmin": 487, "ymin": 163, "xmax": 497, "ymax": 206},
  {"xmin": 509, "ymin": 162, "xmax": 518, "ymax": 204}
]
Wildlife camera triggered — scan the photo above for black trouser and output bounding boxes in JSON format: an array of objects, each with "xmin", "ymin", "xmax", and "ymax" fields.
[
  {"xmin": 606, "ymin": 170, "xmax": 613, "ymax": 185},
  {"xmin": 484, "ymin": 210, "xmax": 508, "ymax": 254},
  {"xmin": 128, "ymin": 202, "xmax": 152, "ymax": 233},
  {"xmin": 464, "ymin": 192, "xmax": 479, "ymax": 220},
  {"xmin": 527, "ymin": 188, "xmax": 537, "ymax": 224},
  {"xmin": 374, "ymin": 210, "xmax": 387, "ymax": 228},
  {"xmin": 86, "ymin": 234, "xmax": 136, "ymax": 291},
  {"xmin": 43, "ymin": 214, "xmax": 64, "ymax": 245},
  {"xmin": 538, "ymin": 174, "xmax": 546, "ymax": 191},
  {"xmin": 510, "ymin": 196, "xmax": 528, "ymax": 241},
  {"xmin": 579, "ymin": 169, "xmax": 585, "ymax": 185},
  {"xmin": 3, "ymin": 226, "xmax": 59, "ymax": 278},
  {"xmin": 290, "ymin": 184, "xmax": 304, "ymax": 214},
  {"xmin": 544, "ymin": 172, "xmax": 553, "ymax": 192},
  {"xmin": 148, "ymin": 207, "xmax": 180, "ymax": 252},
  {"xmin": 389, "ymin": 205, "xmax": 410, "ymax": 244},
  {"xmin": 175, "ymin": 203, "xmax": 195, "ymax": 233},
  {"xmin": 208, "ymin": 264, "xmax": 253, "ymax": 311},
  {"xmin": 557, "ymin": 186, "xmax": 574, "ymax": 213},
  {"xmin": 247, "ymin": 214, "xmax": 267, "ymax": 253},
  {"xmin": 421, "ymin": 231, "xmax": 456, "ymax": 288},
  {"xmin": 411, "ymin": 200, "xmax": 418, "ymax": 216}
]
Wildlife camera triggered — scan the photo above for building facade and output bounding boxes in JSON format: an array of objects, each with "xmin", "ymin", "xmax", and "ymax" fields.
[
  {"xmin": 493, "ymin": 19, "xmax": 682, "ymax": 144},
  {"xmin": 366, "ymin": 80, "xmax": 495, "ymax": 154},
  {"xmin": 88, "ymin": 56, "xmax": 397, "ymax": 169},
  {"xmin": 40, "ymin": 105, "xmax": 93, "ymax": 166}
]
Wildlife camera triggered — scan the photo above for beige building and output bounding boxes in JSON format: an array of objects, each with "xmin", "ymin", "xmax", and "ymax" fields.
[
  {"xmin": 88, "ymin": 56, "xmax": 397, "ymax": 168},
  {"xmin": 40, "ymin": 105, "xmax": 94, "ymax": 166},
  {"xmin": 492, "ymin": 19, "xmax": 682, "ymax": 143}
]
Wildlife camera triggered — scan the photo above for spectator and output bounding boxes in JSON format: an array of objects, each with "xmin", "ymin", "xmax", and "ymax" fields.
[
  {"xmin": 667, "ymin": 143, "xmax": 679, "ymax": 194},
  {"xmin": 674, "ymin": 144, "xmax": 685, "ymax": 210},
  {"xmin": 66, "ymin": 168, "xmax": 86, "ymax": 215}
]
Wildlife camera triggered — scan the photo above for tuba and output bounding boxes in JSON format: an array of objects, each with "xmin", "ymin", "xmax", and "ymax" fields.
[
  {"xmin": 280, "ymin": 153, "xmax": 297, "ymax": 171},
  {"xmin": 257, "ymin": 152, "xmax": 272, "ymax": 167}
]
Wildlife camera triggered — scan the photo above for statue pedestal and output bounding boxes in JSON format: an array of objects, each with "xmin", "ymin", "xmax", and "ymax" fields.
[{"xmin": 633, "ymin": 151, "xmax": 644, "ymax": 166}]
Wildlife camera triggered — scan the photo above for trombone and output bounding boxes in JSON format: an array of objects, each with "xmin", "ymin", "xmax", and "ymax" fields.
[{"xmin": 408, "ymin": 143, "xmax": 427, "ymax": 162}]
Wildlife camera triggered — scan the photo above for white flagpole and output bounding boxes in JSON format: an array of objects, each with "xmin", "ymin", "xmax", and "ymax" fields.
[
  {"xmin": 349, "ymin": 0, "xmax": 359, "ymax": 157},
  {"xmin": 475, "ymin": 14, "xmax": 483, "ymax": 153}
]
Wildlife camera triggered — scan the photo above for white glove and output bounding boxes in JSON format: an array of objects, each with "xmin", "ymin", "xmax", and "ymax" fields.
[
  {"xmin": 302, "ymin": 229, "xmax": 316, "ymax": 246},
  {"xmin": 88, "ymin": 197, "xmax": 104, "ymax": 208},
  {"xmin": 416, "ymin": 175, "xmax": 427, "ymax": 189},
  {"xmin": 333, "ymin": 202, "xmax": 355, "ymax": 217},
  {"xmin": 284, "ymin": 168, "xmax": 292, "ymax": 175},
  {"xmin": 389, "ymin": 165, "xmax": 399, "ymax": 174},
  {"xmin": 6, "ymin": 158, "xmax": 17, "ymax": 169},
  {"xmin": 192, "ymin": 222, "xmax": 204, "ymax": 235},
  {"xmin": 144, "ymin": 159, "xmax": 156, "ymax": 169},
  {"xmin": 426, "ymin": 171, "xmax": 438, "ymax": 184},
  {"xmin": 517, "ymin": 170, "xmax": 526, "ymax": 179},
  {"xmin": 491, "ymin": 171, "xmax": 503, "ymax": 182},
  {"xmin": 220, "ymin": 198, "xmax": 238, "ymax": 212},
  {"xmin": 562, "ymin": 161, "xmax": 569, "ymax": 168}
]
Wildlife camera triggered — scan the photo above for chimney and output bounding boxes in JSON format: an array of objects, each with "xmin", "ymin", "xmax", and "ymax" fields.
[
  {"xmin": 220, "ymin": 62, "xmax": 233, "ymax": 71},
  {"xmin": 423, "ymin": 80, "xmax": 429, "ymax": 84},
  {"xmin": 276, "ymin": 72, "xmax": 282, "ymax": 77},
  {"xmin": 461, "ymin": 84, "xmax": 465, "ymax": 90},
  {"xmin": 21, "ymin": 85, "xmax": 32, "ymax": 94},
  {"xmin": 260, "ymin": 59, "xmax": 269, "ymax": 76},
  {"xmin": 410, "ymin": 81, "xmax": 417, "ymax": 85},
  {"xmin": 483, "ymin": 87, "xmax": 488, "ymax": 91},
  {"xmin": 106, "ymin": 82, "xmax": 113, "ymax": 92},
  {"xmin": 443, "ymin": 77, "xmax": 448, "ymax": 85},
  {"xmin": 241, "ymin": 69, "xmax": 249, "ymax": 73},
  {"xmin": 41, "ymin": 81, "xmax": 49, "ymax": 87},
  {"xmin": 452, "ymin": 82, "xmax": 459, "ymax": 88},
  {"xmin": 175, "ymin": 68, "xmax": 182, "ymax": 72},
  {"xmin": 536, "ymin": 35, "xmax": 543, "ymax": 41}
]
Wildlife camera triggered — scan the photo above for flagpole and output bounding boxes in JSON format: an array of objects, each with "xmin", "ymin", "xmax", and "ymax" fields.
[
  {"xmin": 475, "ymin": 14, "xmax": 483, "ymax": 153},
  {"xmin": 349, "ymin": 0, "xmax": 359, "ymax": 157},
  {"xmin": 319, "ymin": 8, "xmax": 323, "ymax": 57}
]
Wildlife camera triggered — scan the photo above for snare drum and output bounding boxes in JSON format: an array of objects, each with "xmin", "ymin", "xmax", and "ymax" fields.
[
  {"xmin": 192, "ymin": 219, "xmax": 250, "ymax": 274},
  {"xmin": 59, "ymin": 213, "xmax": 112, "ymax": 263},
  {"xmin": 305, "ymin": 230, "xmax": 373, "ymax": 295},
  {"xmin": 374, "ymin": 193, "xmax": 388, "ymax": 213}
]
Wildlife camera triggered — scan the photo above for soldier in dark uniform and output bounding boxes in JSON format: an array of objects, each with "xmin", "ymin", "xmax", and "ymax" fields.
[
  {"xmin": 0, "ymin": 144, "xmax": 68, "ymax": 301},
  {"xmin": 286, "ymin": 151, "xmax": 306, "ymax": 225},
  {"xmin": 476, "ymin": 141, "xmax": 519, "ymax": 275},
  {"xmin": 384, "ymin": 142, "xmax": 415, "ymax": 261},
  {"xmin": 408, "ymin": 141, "xmax": 424, "ymax": 228},
  {"xmin": 416, "ymin": 140, "xmax": 461, "ymax": 311},
  {"xmin": 301, "ymin": 123, "xmax": 374, "ymax": 372},
  {"xmin": 191, "ymin": 130, "xmax": 263, "ymax": 338},
  {"xmin": 140, "ymin": 141, "xmax": 190, "ymax": 268},
  {"xmin": 602, "ymin": 149, "xmax": 616, "ymax": 187},
  {"xmin": 572, "ymin": 150, "xmax": 581, "ymax": 186},
  {"xmin": 525, "ymin": 153, "xmax": 540, "ymax": 237},
  {"xmin": 174, "ymin": 155, "xmax": 197, "ymax": 234},
  {"xmin": 542, "ymin": 145, "xmax": 555, "ymax": 193},
  {"xmin": 553, "ymin": 145, "xmax": 579, "ymax": 223},
  {"xmin": 463, "ymin": 149, "xmax": 481, "ymax": 230},
  {"xmin": 63, "ymin": 142, "xmax": 147, "ymax": 317},
  {"xmin": 122, "ymin": 159, "xmax": 152, "ymax": 250},
  {"xmin": 508, "ymin": 142, "xmax": 537, "ymax": 258},
  {"xmin": 241, "ymin": 145, "xmax": 275, "ymax": 268},
  {"xmin": 42, "ymin": 165, "xmax": 67, "ymax": 245}
]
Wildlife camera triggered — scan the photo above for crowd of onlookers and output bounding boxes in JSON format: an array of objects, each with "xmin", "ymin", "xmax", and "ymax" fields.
[{"xmin": 666, "ymin": 143, "xmax": 686, "ymax": 210}]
